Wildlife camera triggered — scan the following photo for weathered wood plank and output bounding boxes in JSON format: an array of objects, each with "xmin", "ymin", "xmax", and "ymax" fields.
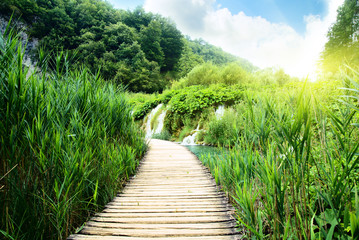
[
  {"xmin": 95, "ymin": 211, "xmax": 231, "ymax": 218},
  {"xmin": 90, "ymin": 216, "xmax": 232, "ymax": 224},
  {"xmin": 68, "ymin": 234, "xmax": 241, "ymax": 240},
  {"xmin": 116, "ymin": 193, "xmax": 225, "ymax": 198},
  {"xmin": 79, "ymin": 226, "xmax": 237, "ymax": 237},
  {"xmin": 85, "ymin": 221, "xmax": 236, "ymax": 229},
  {"xmin": 105, "ymin": 201, "xmax": 226, "ymax": 206},
  {"xmin": 102, "ymin": 207, "xmax": 230, "ymax": 213},
  {"xmin": 104, "ymin": 204, "xmax": 230, "ymax": 209}
]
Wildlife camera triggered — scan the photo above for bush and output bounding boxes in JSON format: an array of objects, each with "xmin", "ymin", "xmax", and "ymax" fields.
[
  {"xmin": 204, "ymin": 108, "xmax": 238, "ymax": 147},
  {"xmin": 152, "ymin": 130, "xmax": 172, "ymax": 140},
  {"xmin": 172, "ymin": 62, "xmax": 250, "ymax": 89}
]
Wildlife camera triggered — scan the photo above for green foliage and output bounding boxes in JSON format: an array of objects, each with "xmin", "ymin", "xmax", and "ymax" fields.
[
  {"xmin": 174, "ymin": 39, "xmax": 204, "ymax": 78},
  {"xmin": 152, "ymin": 130, "xmax": 172, "ymax": 141},
  {"xmin": 321, "ymin": 0, "xmax": 359, "ymax": 73},
  {"xmin": 0, "ymin": 28, "xmax": 146, "ymax": 239},
  {"xmin": 133, "ymin": 97, "xmax": 162, "ymax": 120},
  {"xmin": 187, "ymin": 38, "xmax": 257, "ymax": 72},
  {"xmin": 163, "ymin": 85, "xmax": 242, "ymax": 135},
  {"xmin": 139, "ymin": 20, "xmax": 164, "ymax": 65},
  {"xmin": 1, "ymin": 1, "xmax": 184, "ymax": 93},
  {"xmin": 169, "ymin": 85, "xmax": 242, "ymax": 114},
  {"xmin": 205, "ymin": 108, "xmax": 238, "ymax": 147},
  {"xmin": 173, "ymin": 62, "xmax": 250, "ymax": 89},
  {"xmin": 196, "ymin": 71, "xmax": 359, "ymax": 239}
]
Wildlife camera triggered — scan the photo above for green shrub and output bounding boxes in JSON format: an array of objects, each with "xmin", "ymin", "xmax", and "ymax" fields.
[
  {"xmin": 152, "ymin": 130, "xmax": 172, "ymax": 140},
  {"xmin": 172, "ymin": 62, "xmax": 250, "ymax": 89},
  {"xmin": 204, "ymin": 108, "xmax": 238, "ymax": 147}
]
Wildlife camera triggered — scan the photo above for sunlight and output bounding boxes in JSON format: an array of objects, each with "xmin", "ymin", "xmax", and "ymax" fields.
[{"xmin": 286, "ymin": 57, "xmax": 320, "ymax": 81}]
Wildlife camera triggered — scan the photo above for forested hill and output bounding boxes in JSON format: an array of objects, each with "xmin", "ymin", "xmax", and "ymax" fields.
[{"xmin": 0, "ymin": 0, "xmax": 256, "ymax": 93}]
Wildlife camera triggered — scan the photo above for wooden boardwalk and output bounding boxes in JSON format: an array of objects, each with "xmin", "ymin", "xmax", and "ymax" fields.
[{"xmin": 68, "ymin": 139, "xmax": 240, "ymax": 239}]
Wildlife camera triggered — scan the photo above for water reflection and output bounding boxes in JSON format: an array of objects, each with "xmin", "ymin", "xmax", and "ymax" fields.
[{"xmin": 184, "ymin": 145, "xmax": 227, "ymax": 158}]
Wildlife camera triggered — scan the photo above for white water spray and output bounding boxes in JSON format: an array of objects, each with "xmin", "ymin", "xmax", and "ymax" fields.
[
  {"xmin": 145, "ymin": 104, "xmax": 167, "ymax": 139},
  {"xmin": 145, "ymin": 104, "xmax": 163, "ymax": 139},
  {"xmin": 215, "ymin": 105, "xmax": 225, "ymax": 119},
  {"xmin": 153, "ymin": 109, "xmax": 167, "ymax": 135},
  {"xmin": 181, "ymin": 125, "xmax": 200, "ymax": 145}
]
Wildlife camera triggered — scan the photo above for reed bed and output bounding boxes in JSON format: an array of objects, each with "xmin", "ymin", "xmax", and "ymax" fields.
[
  {"xmin": 200, "ymin": 77, "xmax": 359, "ymax": 239},
  {"xmin": 0, "ymin": 24, "xmax": 146, "ymax": 239}
]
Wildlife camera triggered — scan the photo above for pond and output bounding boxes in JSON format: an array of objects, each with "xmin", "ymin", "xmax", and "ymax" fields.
[{"xmin": 184, "ymin": 145, "xmax": 228, "ymax": 159}]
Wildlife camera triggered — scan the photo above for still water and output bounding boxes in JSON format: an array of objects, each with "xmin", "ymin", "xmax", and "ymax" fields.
[{"xmin": 184, "ymin": 145, "xmax": 227, "ymax": 159}]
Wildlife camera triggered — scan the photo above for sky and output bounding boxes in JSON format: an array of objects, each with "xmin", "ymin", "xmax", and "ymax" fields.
[{"xmin": 107, "ymin": 0, "xmax": 345, "ymax": 78}]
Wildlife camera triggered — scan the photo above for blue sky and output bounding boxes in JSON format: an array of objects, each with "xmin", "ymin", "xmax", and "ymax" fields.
[
  {"xmin": 107, "ymin": 0, "xmax": 143, "ymax": 11},
  {"xmin": 216, "ymin": 0, "xmax": 327, "ymax": 34},
  {"xmin": 108, "ymin": 0, "xmax": 343, "ymax": 78}
]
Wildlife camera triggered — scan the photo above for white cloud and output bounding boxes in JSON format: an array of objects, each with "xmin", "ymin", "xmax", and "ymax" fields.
[{"xmin": 144, "ymin": 0, "xmax": 344, "ymax": 78}]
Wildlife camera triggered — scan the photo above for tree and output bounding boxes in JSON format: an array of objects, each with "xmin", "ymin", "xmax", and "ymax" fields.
[
  {"xmin": 321, "ymin": 0, "xmax": 359, "ymax": 73},
  {"xmin": 139, "ymin": 20, "xmax": 164, "ymax": 66},
  {"xmin": 121, "ymin": 7, "xmax": 154, "ymax": 31},
  {"xmin": 175, "ymin": 39, "xmax": 204, "ymax": 78},
  {"xmin": 158, "ymin": 17, "xmax": 184, "ymax": 72},
  {"xmin": 103, "ymin": 22, "xmax": 138, "ymax": 50}
]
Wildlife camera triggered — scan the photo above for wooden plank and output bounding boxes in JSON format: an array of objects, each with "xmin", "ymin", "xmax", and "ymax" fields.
[
  {"xmin": 122, "ymin": 187, "xmax": 219, "ymax": 191},
  {"xmin": 125, "ymin": 185, "xmax": 218, "ymax": 189},
  {"xmin": 95, "ymin": 211, "xmax": 231, "ymax": 218},
  {"xmin": 102, "ymin": 208, "xmax": 230, "ymax": 213},
  {"xmin": 68, "ymin": 234, "xmax": 240, "ymax": 240},
  {"xmin": 111, "ymin": 199, "xmax": 225, "ymax": 204},
  {"xmin": 90, "ymin": 216, "xmax": 232, "ymax": 224},
  {"xmin": 121, "ymin": 190, "xmax": 220, "ymax": 195},
  {"xmin": 104, "ymin": 205, "xmax": 230, "ymax": 210},
  {"xmin": 116, "ymin": 193, "xmax": 225, "ymax": 198},
  {"xmin": 85, "ymin": 221, "xmax": 236, "ymax": 229},
  {"xmin": 80, "ymin": 226, "xmax": 237, "ymax": 237},
  {"xmin": 128, "ymin": 180, "xmax": 215, "ymax": 185}
]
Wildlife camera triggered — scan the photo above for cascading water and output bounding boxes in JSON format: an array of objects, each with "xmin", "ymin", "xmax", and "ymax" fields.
[
  {"xmin": 215, "ymin": 105, "xmax": 225, "ymax": 119},
  {"xmin": 181, "ymin": 125, "xmax": 200, "ymax": 145},
  {"xmin": 180, "ymin": 106, "xmax": 225, "ymax": 145},
  {"xmin": 153, "ymin": 109, "xmax": 167, "ymax": 135},
  {"xmin": 145, "ymin": 104, "xmax": 167, "ymax": 139}
]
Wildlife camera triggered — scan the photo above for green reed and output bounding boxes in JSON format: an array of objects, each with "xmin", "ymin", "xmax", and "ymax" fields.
[
  {"xmin": 200, "ymin": 77, "xmax": 359, "ymax": 239},
  {"xmin": 0, "ymin": 24, "xmax": 146, "ymax": 239}
]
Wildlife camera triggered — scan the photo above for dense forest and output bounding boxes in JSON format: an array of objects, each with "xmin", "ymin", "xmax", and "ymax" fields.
[
  {"xmin": 0, "ymin": 0, "xmax": 255, "ymax": 93},
  {"xmin": 1, "ymin": 0, "xmax": 359, "ymax": 239}
]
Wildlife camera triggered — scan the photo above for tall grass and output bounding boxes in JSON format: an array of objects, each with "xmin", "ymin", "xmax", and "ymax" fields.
[
  {"xmin": 0, "ymin": 24, "xmax": 146, "ymax": 239},
  {"xmin": 199, "ymin": 77, "xmax": 359, "ymax": 239}
]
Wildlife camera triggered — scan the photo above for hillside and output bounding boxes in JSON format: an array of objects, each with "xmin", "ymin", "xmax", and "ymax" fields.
[{"xmin": 0, "ymin": 0, "xmax": 256, "ymax": 93}]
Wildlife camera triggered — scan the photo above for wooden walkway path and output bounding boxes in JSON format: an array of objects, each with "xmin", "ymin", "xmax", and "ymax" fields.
[{"xmin": 68, "ymin": 139, "xmax": 240, "ymax": 239}]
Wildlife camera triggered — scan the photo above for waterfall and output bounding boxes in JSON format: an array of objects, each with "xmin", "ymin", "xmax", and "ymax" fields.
[
  {"xmin": 215, "ymin": 105, "xmax": 225, "ymax": 119},
  {"xmin": 153, "ymin": 109, "xmax": 167, "ymax": 135},
  {"xmin": 145, "ymin": 104, "xmax": 167, "ymax": 139},
  {"xmin": 181, "ymin": 125, "xmax": 200, "ymax": 145}
]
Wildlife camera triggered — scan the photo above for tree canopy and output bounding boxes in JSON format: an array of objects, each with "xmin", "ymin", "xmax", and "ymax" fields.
[
  {"xmin": 0, "ymin": 0, "xmax": 255, "ymax": 92},
  {"xmin": 1, "ymin": 1, "xmax": 184, "ymax": 92},
  {"xmin": 321, "ymin": 0, "xmax": 359, "ymax": 73}
]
